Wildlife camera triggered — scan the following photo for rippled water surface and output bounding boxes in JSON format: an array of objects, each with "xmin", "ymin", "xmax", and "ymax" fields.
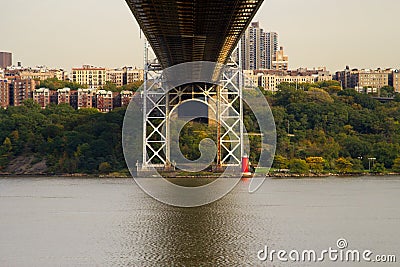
[{"xmin": 0, "ymin": 176, "xmax": 399, "ymax": 266}]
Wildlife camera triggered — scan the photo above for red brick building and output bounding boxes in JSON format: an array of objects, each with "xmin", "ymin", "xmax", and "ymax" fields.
[
  {"xmin": 33, "ymin": 88, "xmax": 51, "ymax": 109},
  {"xmin": 11, "ymin": 78, "xmax": 36, "ymax": 106},
  {"xmin": 0, "ymin": 79, "xmax": 10, "ymax": 108},
  {"xmin": 96, "ymin": 90, "xmax": 113, "ymax": 113},
  {"xmin": 77, "ymin": 88, "xmax": 95, "ymax": 109}
]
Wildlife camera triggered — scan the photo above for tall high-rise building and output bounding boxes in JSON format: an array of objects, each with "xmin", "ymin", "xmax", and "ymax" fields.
[
  {"xmin": 239, "ymin": 22, "xmax": 280, "ymax": 70},
  {"xmin": 265, "ymin": 32, "xmax": 279, "ymax": 69},
  {"xmin": 0, "ymin": 52, "xmax": 12, "ymax": 69}
]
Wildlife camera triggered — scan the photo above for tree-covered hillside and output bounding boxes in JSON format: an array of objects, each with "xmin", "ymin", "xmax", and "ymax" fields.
[
  {"xmin": 267, "ymin": 82, "xmax": 400, "ymax": 173},
  {"xmin": 2, "ymin": 81, "xmax": 400, "ymax": 175},
  {"xmin": 0, "ymin": 101, "xmax": 125, "ymax": 174}
]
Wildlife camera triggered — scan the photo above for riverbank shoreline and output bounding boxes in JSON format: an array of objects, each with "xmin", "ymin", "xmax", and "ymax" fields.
[{"xmin": 1, "ymin": 172, "xmax": 400, "ymax": 179}]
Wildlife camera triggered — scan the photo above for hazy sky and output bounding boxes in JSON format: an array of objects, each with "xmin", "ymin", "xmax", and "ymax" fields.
[{"xmin": 1, "ymin": 0, "xmax": 399, "ymax": 72}]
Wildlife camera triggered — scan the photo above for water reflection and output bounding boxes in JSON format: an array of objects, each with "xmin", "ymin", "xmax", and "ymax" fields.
[
  {"xmin": 1, "ymin": 177, "xmax": 399, "ymax": 266},
  {"xmin": 115, "ymin": 179, "xmax": 268, "ymax": 266}
]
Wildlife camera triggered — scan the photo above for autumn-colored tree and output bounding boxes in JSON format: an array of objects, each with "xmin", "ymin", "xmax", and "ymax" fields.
[
  {"xmin": 335, "ymin": 158, "xmax": 353, "ymax": 173},
  {"xmin": 306, "ymin": 157, "xmax": 325, "ymax": 173}
]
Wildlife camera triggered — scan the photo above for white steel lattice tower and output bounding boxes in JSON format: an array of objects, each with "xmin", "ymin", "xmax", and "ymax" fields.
[{"xmin": 140, "ymin": 39, "xmax": 245, "ymax": 171}]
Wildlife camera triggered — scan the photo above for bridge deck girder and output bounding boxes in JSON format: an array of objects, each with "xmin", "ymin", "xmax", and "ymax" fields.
[{"xmin": 125, "ymin": 0, "xmax": 263, "ymax": 68}]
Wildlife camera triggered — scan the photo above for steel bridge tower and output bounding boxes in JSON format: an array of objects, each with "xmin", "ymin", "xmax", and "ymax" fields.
[{"xmin": 125, "ymin": 0, "xmax": 264, "ymax": 171}]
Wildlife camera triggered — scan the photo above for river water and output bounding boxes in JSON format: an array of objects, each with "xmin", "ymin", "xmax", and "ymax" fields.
[{"xmin": 0, "ymin": 176, "xmax": 399, "ymax": 266}]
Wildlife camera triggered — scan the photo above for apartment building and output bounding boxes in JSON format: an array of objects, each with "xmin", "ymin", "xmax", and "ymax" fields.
[
  {"xmin": 245, "ymin": 68, "xmax": 332, "ymax": 91},
  {"xmin": 355, "ymin": 69, "xmax": 389, "ymax": 89},
  {"xmin": 72, "ymin": 65, "xmax": 106, "ymax": 89},
  {"xmin": 77, "ymin": 88, "xmax": 96, "ymax": 109},
  {"xmin": 106, "ymin": 67, "xmax": 144, "ymax": 87},
  {"xmin": 119, "ymin": 90, "xmax": 134, "ymax": 107},
  {"xmin": 11, "ymin": 78, "xmax": 36, "ymax": 106},
  {"xmin": 259, "ymin": 74, "xmax": 316, "ymax": 92},
  {"xmin": 20, "ymin": 68, "xmax": 67, "ymax": 81},
  {"xmin": 124, "ymin": 67, "xmax": 144, "ymax": 84},
  {"xmin": 57, "ymin": 88, "xmax": 71, "ymax": 105},
  {"xmin": 390, "ymin": 69, "xmax": 400, "ymax": 93},
  {"xmin": 239, "ymin": 22, "xmax": 280, "ymax": 70},
  {"xmin": 106, "ymin": 69, "xmax": 124, "ymax": 87},
  {"xmin": 271, "ymin": 47, "xmax": 289, "ymax": 71},
  {"xmin": 33, "ymin": 88, "xmax": 51, "ymax": 108},
  {"xmin": 0, "ymin": 79, "xmax": 9, "ymax": 108},
  {"xmin": 335, "ymin": 67, "xmax": 391, "ymax": 89},
  {"xmin": 96, "ymin": 90, "xmax": 113, "ymax": 113}
]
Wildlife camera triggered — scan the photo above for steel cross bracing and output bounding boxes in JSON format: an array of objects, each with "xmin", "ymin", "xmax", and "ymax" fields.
[
  {"xmin": 141, "ymin": 40, "xmax": 166, "ymax": 169},
  {"xmin": 219, "ymin": 65, "xmax": 244, "ymax": 166},
  {"xmin": 141, "ymin": 40, "xmax": 244, "ymax": 170}
]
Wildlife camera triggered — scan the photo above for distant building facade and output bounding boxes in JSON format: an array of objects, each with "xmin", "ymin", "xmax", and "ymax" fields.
[
  {"xmin": 77, "ymin": 88, "xmax": 96, "ymax": 109},
  {"xmin": 335, "ymin": 66, "xmax": 391, "ymax": 90},
  {"xmin": 245, "ymin": 68, "xmax": 332, "ymax": 91},
  {"xmin": 11, "ymin": 78, "xmax": 36, "ymax": 106},
  {"xmin": 272, "ymin": 46, "xmax": 289, "ymax": 71},
  {"xmin": 106, "ymin": 67, "xmax": 144, "ymax": 87},
  {"xmin": 95, "ymin": 90, "xmax": 113, "ymax": 113},
  {"xmin": 72, "ymin": 65, "xmax": 106, "ymax": 89},
  {"xmin": 20, "ymin": 67, "xmax": 67, "ymax": 81},
  {"xmin": 0, "ymin": 79, "xmax": 10, "ymax": 108},
  {"xmin": 390, "ymin": 69, "xmax": 400, "ymax": 93},
  {"xmin": 124, "ymin": 67, "xmax": 144, "ymax": 84},
  {"xmin": 57, "ymin": 88, "xmax": 71, "ymax": 105},
  {"xmin": 239, "ymin": 22, "xmax": 281, "ymax": 70},
  {"xmin": 0, "ymin": 76, "xmax": 140, "ymax": 112},
  {"xmin": 265, "ymin": 32, "xmax": 279, "ymax": 70},
  {"xmin": 0, "ymin": 52, "xmax": 12, "ymax": 69},
  {"xmin": 106, "ymin": 69, "xmax": 124, "ymax": 87},
  {"xmin": 259, "ymin": 74, "xmax": 315, "ymax": 92},
  {"xmin": 119, "ymin": 90, "xmax": 134, "ymax": 107},
  {"xmin": 33, "ymin": 88, "xmax": 51, "ymax": 108}
]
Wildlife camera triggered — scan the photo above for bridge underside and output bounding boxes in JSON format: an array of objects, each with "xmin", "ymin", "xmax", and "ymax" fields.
[
  {"xmin": 125, "ymin": 0, "xmax": 263, "ymax": 170},
  {"xmin": 125, "ymin": 0, "xmax": 263, "ymax": 68}
]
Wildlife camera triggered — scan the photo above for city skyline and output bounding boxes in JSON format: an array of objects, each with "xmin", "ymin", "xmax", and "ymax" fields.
[{"xmin": 1, "ymin": 0, "xmax": 399, "ymax": 72}]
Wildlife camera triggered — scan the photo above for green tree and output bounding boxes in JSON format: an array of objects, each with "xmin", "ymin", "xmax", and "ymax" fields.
[
  {"xmin": 306, "ymin": 88, "xmax": 334, "ymax": 103},
  {"xmin": 392, "ymin": 158, "xmax": 400, "ymax": 172},
  {"xmin": 372, "ymin": 163, "xmax": 386, "ymax": 174},
  {"xmin": 99, "ymin": 162, "xmax": 112, "ymax": 174},
  {"xmin": 289, "ymin": 159, "xmax": 309, "ymax": 174},
  {"xmin": 335, "ymin": 157, "xmax": 353, "ymax": 173},
  {"xmin": 273, "ymin": 155, "xmax": 289, "ymax": 169},
  {"xmin": 350, "ymin": 158, "xmax": 364, "ymax": 172},
  {"xmin": 2, "ymin": 137, "xmax": 12, "ymax": 152},
  {"xmin": 37, "ymin": 78, "xmax": 85, "ymax": 90},
  {"xmin": 380, "ymin": 86, "xmax": 395, "ymax": 97},
  {"xmin": 121, "ymin": 80, "xmax": 143, "ymax": 91},
  {"xmin": 306, "ymin": 157, "xmax": 325, "ymax": 173},
  {"xmin": 101, "ymin": 81, "xmax": 118, "ymax": 92}
]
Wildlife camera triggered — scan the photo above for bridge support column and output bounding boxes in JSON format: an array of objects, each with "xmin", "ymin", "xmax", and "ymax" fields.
[{"xmin": 140, "ymin": 40, "xmax": 244, "ymax": 172}]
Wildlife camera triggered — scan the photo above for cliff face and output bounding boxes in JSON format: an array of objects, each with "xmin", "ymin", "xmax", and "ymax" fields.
[{"xmin": 4, "ymin": 155, "xmax": 48, "ymax": 175}]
